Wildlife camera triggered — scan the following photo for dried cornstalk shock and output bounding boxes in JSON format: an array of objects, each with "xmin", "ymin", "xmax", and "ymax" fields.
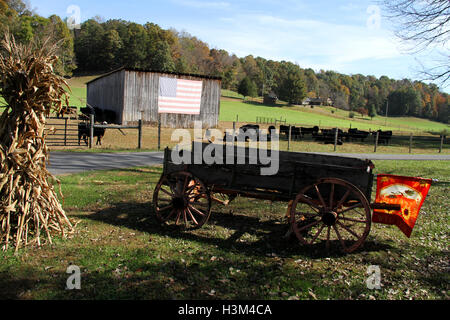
[{"xmin": 0, "ymin": 33, "xmax": 74, "ymax": 252}]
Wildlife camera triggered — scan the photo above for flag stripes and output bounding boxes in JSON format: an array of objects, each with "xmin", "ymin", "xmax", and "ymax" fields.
[{"xmin": 158, "ymin": 77, "xmax": 203, "ymax": 115}]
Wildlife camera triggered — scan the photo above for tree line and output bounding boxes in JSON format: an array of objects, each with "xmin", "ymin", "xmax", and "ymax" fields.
[{"xmin": 0, "ymin": 0, "xmax": 448, "ymax": 124}]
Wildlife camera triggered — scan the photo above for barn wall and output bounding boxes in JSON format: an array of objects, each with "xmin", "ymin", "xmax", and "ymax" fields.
[
  {"xmin": 86, "ymin": 70, "xmax": 125, "ymax": 124},
  {"xmin": 122, "ymin": 70, "xmax": 221, "ymax": 128}
]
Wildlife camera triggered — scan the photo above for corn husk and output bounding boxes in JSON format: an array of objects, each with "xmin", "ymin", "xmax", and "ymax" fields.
[{"xmin": 0, "ymin": 33, "xmax": 74, "ymax": 252}]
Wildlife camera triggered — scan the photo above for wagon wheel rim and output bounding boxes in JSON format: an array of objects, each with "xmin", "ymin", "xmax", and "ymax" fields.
[
  {"xmin": 153, "ymin": 171, "xmax": 212, "ymax": 229},
  {"xmin": 289, "ymin": 178, "xmax": 371, "ymax": 254}
]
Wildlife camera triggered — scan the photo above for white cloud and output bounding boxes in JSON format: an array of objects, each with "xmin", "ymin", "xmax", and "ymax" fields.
[{"xmin": 180, "ymin": 13, "xmax": 403, "ymax": 71}]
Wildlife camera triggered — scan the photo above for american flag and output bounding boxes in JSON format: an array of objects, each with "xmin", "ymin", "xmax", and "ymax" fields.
[{"xmin": 158, "ymin": 77, "xmax": 203, "ymax": 115}]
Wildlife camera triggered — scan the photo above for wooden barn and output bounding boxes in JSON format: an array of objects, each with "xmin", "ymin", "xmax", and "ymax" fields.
[{"xmin": 86, "ymin": 68, "xmax": 222, "ymax": 128}]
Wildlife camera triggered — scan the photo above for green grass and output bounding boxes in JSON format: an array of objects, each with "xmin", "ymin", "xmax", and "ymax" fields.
[{"xmin": 0, "ymin": 160, "xmax": 448, "ymax": 300}]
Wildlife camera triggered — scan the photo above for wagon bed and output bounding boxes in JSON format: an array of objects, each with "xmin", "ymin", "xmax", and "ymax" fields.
[{"xmin": 153, "ymin": 142, "xmax": 396, "ymax": 253}]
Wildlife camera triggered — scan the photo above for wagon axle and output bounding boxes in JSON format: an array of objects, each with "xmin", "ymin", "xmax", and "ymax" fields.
[
  {"xmin": 172, "ymin": 196, "xmax": 187, "ymax": 210},
  {"xmin": 321, "ymin": 211, "xmax": 338, "ymax": 227}
]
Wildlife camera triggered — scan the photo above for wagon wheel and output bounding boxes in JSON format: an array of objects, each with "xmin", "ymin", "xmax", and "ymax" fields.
[
  {"xmin": 153, "ymin": 171, "xmax": 212, "ymax": 229},
  {"xmin": 289, "ymin": 178, "xmax": 371, "ymax": 253}
]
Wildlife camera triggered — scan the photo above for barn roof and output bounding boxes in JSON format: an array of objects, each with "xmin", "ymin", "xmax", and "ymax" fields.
[{"xmin": 86, "ymin": 67, "xmax": 222, "ymax": 85}]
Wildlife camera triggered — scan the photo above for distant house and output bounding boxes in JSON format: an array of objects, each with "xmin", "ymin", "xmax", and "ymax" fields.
[
  {"xmin": 302, "ymin": 98, "xmax": 322, "ymax": 106},
  {"xmin": 263, "ymin": 92, "xmax": 278, "ymax": 105},
  {"xmin": 302, "ymin": 97, "xmax": 333, "ymax": 106}
]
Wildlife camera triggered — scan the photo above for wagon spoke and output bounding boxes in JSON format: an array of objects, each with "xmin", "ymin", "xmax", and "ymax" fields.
[
  {"xmin": 167, "ymin": 209, "xmax": 177, "ymax": 220},
  {"xmin": 186, "ymin": 207, "xmax": 198, "ymax": 225},
  {"xmin": 158, "ymin": 204, "xmax": 173, "ymax": 212},
  {"xmin": 339, "ymin": 216, "xmax": 367, "ymax": 224},
  {"xmin": 185, "ymin": 183, "xmax": 198, "ymax": 195},
  {"xmin": 335, "ymin": 190, "xmax": 351, "ymax": 209},
  {"xmin": 183, "ymin": 209, "xmax": 188, "ymax": 227},
  {"xmin": 314, "ymin": 184, "xmax": 327, "ymax": 209},
  {"xmin": 333, "ymin": 225, "xmax": 347, "ymax": 252},
  {"xmin": 175, "ymin": 210, "xmax": 182, "ymax": 225},
  {"xmin": 329, "ymin": 183, "xmax": 335, "ymax": 209},
  {"xmin": 326, "ymin": 226, "xmax": 331, "ymax": 251},
  {"xmin": 182, "ymin": 175, "xmax": 189, "ymax": 193},
  {"xmin": 309, "ymin": 224, "xmax": 325, "ymax": 245},
  {"xmin": 336, "ymin": 220, "xmax": 360, "ymax": 239},
  {"xmin": 297, "ymin": 219, "xmax": 321, "ymax": 232},
  {"xmin": 160, "ymin": 186, "xmax": 174, "ymax": 197},
  {"xmin": 191, "ymin": 202, "xmax": 209, "ymax": 208},
  {"xmin": 338, "ymin": 202, "xmax": 363, "ymax": 215},
  {"xmin": 295, "ymin": 211, "xmax": 318, "ymax": 219},
  {"xmin": 297, "ymin": 194, "xmax": 320, "ymax": 213},
  {"xmin": 188, "ymin": 204, "xmax": 206, "ymax": 217}
]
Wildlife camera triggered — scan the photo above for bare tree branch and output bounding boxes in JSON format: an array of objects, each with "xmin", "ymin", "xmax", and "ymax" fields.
[{"xmin": 381, "ymin": 0, "xmax": 450, "ymax": 87}]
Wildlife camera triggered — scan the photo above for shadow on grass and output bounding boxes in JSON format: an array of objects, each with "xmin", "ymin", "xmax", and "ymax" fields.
[
  {"xmin": 0, "ymin": 249, "xmax": 331, "ymax": 300},
  {"xmin": 78, "ymin": 201, "xmax": 393, "ymax": 260}
]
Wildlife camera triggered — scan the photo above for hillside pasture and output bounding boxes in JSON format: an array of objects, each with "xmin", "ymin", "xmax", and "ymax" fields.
[{"xmin": 219, "ymin": 99, "xmax": 450, "ymax": 134}]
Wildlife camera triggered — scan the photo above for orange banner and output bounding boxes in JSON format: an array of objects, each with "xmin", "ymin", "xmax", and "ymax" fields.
[{"xmin": 372, "ymin": 174, "xmax": 432, "ymax": 238}]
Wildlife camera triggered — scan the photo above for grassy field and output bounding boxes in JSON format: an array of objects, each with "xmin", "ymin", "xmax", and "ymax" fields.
[
  {"xmin": 0, "ymin": 160, "xmax": 448, "ymax": 300},
  {"xmin": 220, "ymin": 99, "xmax": 450, "ymax": 134}
]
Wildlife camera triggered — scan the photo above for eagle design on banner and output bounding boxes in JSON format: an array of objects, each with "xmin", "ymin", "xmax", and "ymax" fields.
[{"xmin": 372, "ymin": 174, "xmax": 432, "ymax": 237}]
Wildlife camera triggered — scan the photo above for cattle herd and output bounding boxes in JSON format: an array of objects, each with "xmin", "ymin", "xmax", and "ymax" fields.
[
  {"xmin": 234, "ymin": 124, "xmax": 393, "ymax": 145},
  {"xmin": 58, "ymin": 105, "xmax": 393, "ymax": 148}
]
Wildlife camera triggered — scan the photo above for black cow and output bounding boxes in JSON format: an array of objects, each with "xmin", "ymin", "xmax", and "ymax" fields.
[
  {"xmin": 79, "ymin": 107, "xmax": 94, "ymax": 120},
  {"xmin": 373, "ymin": 130, "xmax": 392, "ymax": 144},
  {"xmin": 300, "ymin": 126, "xmax": 319, "ymax": 135},
  {"xmin": 314, "ymin": 128, "xmax": 344, "ymax": 145},
  {"xmin": 347, "ymin": 128, "xmax": 370, "ymax": 142},
  {"xmin": 279, "ymin": 125, "xmax": 290, "ymax": 137},
  {"xmin": 291, "ymin": 126, "xmax": 302, "ymax": 140},
  {"xmin": 278, "ymin": 125, "xmax": 302, "ymax": 139},
  {"xmin": 78, "ymin": 122, "xmax": 107, "ymax": 146}
]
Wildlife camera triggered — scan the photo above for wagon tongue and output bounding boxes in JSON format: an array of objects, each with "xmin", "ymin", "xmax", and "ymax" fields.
[{"xmin": 371, "ymin": 174, "xmax": 432, "ymax": 238}]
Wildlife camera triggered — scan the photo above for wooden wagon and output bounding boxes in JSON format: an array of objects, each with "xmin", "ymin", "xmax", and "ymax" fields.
[{"xmin": 153, "ymin": 142, "xmax": 400, "ymax": 253}]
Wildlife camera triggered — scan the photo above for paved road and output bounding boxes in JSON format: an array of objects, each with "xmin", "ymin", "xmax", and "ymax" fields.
[
  {"xmin": 48, "ymin": 152, "xmax": 165, "ymax": 175},
  {"xmin": 48, "ymin": 151, "xmax": 450, "ymax": 175}
]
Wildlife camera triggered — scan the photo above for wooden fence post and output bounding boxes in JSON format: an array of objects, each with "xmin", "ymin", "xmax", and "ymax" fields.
[
  {"xmin": 138, "ymin": 119, "xmax": 142, "ymax": 150},
  {"xmin": 334, "ymin": 128, "xmax": 338, "ymax": 152},
  {"xmin": 89, "ymin": 114, "xmax": 94, "ymax": 149},
  {"xmin": 440, "ymin": 135, "xmax": 444, "ymax": 153},
  {"xmin": 409, "ymin": 133, "xmax": 413, "ymax": 154},
  {"xmin": 288, "ymin": 125, "xmax": 292, "ymax": 151},
  {"xmin": 64, "ymin": 118, "xmax": 68, "ymax": 146},
  {"xmin": 157, "ymin": 115, "xmax": 161, "ymax": 151},
  {"xmin": 374, "ymin": 131, "xmax": 379, "ymax": 153}
]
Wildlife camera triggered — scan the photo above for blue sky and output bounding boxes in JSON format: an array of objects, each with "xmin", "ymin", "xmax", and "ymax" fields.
[{"xmin": 30, "ymin": 0, "xmax": 449, "ymax": 92}]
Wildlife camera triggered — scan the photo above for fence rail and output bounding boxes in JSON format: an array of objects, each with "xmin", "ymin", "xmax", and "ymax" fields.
[
  {"xmin": 45, "ymin": 116, "xmax": 143, "ymax": 149},
  {"xmin": 45, "ymin": 117, "xmax": 81, "ymax": 147}
]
